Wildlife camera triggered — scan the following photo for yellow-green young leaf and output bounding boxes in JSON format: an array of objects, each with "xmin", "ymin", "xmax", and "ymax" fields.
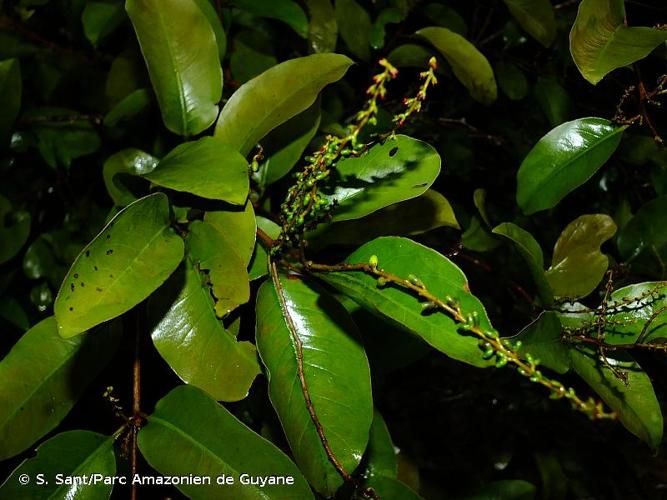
[
  {"xmin": 256, "ymin": 275, "xmax": 373, "ymax": 496},
  {"xmin": 516, "ymin": 118, "xmax": 626, "ymax": 214},
  {"xmin": 0, "ymin": 58, "xmax": 21, "ymax": 145},
  {"xmin": 417, "ymin": 27, "xmax": 497, "ymax": 104},
  {"xmin": 323, "ymin": 135, "xmax": 441, "ymax": 222},
  {"xmin": 125, "ymin": 0, "xmax": 222, "ymax": 136},
  {"xmin": 502, "ymin": 0, "xmax": 556, "ymax": 47},
  {"xmin": 205, "ymin": 202, "xmax": 257, "ymax": 266},
  {"xmin": 215, "ymin": 53, "xmax": 353, "ymax": 156},
  {"xmin": 304, "ymin": 0, "xmax": 337, "ymax": 53},
  {"xmin": 310, "ymin": 190, "xmax": 459, "ymax": 249},
  {"xmin": 138, "ymin": 386, "xmax": 314, "ymax": 499},
  {"xmin": 545, "ymin": 214, "xmax": 617, "ymax": 300},
  {"xmin": 0, "ymin": 195, "xmax": 31, "ymax": 265},
  {"xmin": 492, "ymin": 222, "xmax": 553, "ymax": 306},
  {"xmin": 569, "ymin": 0, "xmax": 667, "ymax": 85},
  {"xmin": 102, "ymin": 148, "xmax": 158, "ymax": 206},
  {"xmin": 320, "ymin": 237, "xmax": 495, "ymax": 368},
  {"xmin": 0, "ymin": 317, "xmax": 120, "ymax": 460},
  {"xmin": 0, "ymin": 431, "xmax": 116, "ymax": 498},
  {"xmin": 335, "ymin": 0, "xmax": 371, "ymax": 61},
  {"xmin": 570, "ymin": 348, "xmax": 663, "ymax": 448},
  {"xmin": 235, "ymin": 0, "xmax": 308, "ymax": 38},
  {"xmin": 55, "ymin": 193, "xmax": 184, "ymax": 338},
  {"xmin": 145, "ymin": 137, "xmax": 249, "ymax": 205},
  {"xmin": 150, "ymin": 261, "xmax": 260, "ymax": 402}
]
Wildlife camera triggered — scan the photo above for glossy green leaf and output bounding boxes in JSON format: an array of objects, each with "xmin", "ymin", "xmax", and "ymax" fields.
[
  {"xmin": 0, "ymin": 195, "xmax": 31, "ymax": 265},
  {"xmin": 102, "ymin": 148, "xmax": 157, "ymax": 206},
  {"xmin": 188, "ymin": 203, "xmax": 256, "ymax": 316},
  {"xmin": 417, "ymin": 27, "xmax": 497, "ymax": 104},
  {"xmin": 55, "ymin": 193, "xmax": 184, "ymax": 338},
  {"xmin": 0, "ymin": 58, "xmax": 21, "ymax": 145},
  {"xmin": 569, "ymin": 0, "xmax": 667, "ymax": 85},
  {"xmin": 151, "ymin": 261, "xmax": 260, "ymax": 402},
  {"xmin": 82, "ymin": 1, "xmax": 125, "ymax": 47},
  {"xmin": 502, "ymin": 0, "xmax": 556, "ymax": 47},
  {"xmin": 323, "ymin": 135, "xmax": 441, "ymax": 222},
  {"xmin": 545, "ymin": 214, "xmax": 616, "ymax": 300},
  {"xmin": 311, "ymin": 190, "xmax": 459, "ymax": 248},
  {"xmin": 321, "ymin": 237, "xmax": 495, "ymax": 368},
  {"xmin": 516, "ymin": 118, "xmax": 626, "ymax": 214},
  {"xmin": 335, "ymin": 0, "xmax": 371, "ymax": 61},
  {"xmin": 138, "ymin": 385, "xmax": 314, "ymax": 499},
  {"xmin": 256, "ymin": 102, "xmax": 321, "ymax": 186},
  {"xmin": 125, "ymin": 0, "xmax": 222, "ymax": 135},
  {"xmin": 0, "ymin": 317, "xmax": 120, "ymax": 460},
  {"xmin": 534, "ymin": 78, "xmax": 572, "ymax": 127},
  {"xmin": 145, "ymin": 137, "xmax": 249, "ymax": 205},
  {"xmin": 192, "ymin": 0, "xmax": 227, "ymax": 59},
  {"xmin": 496, "ymin": 61, "xmax": 529, "ymax": 100},
  {"xmin": 570, "ymin": 348, "xmax": 662, "ymax": 448},
  {"xmin": 0, "ymin": 431, "xmax": 116, "ymax": 498},
  {"xmin": 514, "ymin": 312, "xmax": 570, "ymax": 374},
  {"xmin": 215, "ymin": 53, "xmax": 352, "ymax": 156},
  {"xmin": 493, "ymin": 222, "xmax": 553, "ymax": 305},
  {"xmin": 103, "ymin": 88, "xmax": 151, "ymax": 127},
  {"xmin": 617, "ymin": 196, "xmax": 667, "ymax": 278},
  {"xmin": 256, "ymin": 275, "xmax": 373, "ymax": 496},
  {"xmin": 248, "ymin": 216, "xmax": 281, "ymax": 281},
  {"xmin": 304, "ymin": 0, "xmax": 337, "ymax": 53},
  {"xmin": 235, "ymin": 0, "xmax": 308, "ymax": 38},
  {"xmin": 364, "ymin": 410, "xmax": 397, "ymax": 479}
]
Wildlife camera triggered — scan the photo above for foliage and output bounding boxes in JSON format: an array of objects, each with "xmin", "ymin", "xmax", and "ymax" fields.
[{"xmin": 0, "ymin": 0, "xmax": 666, "ymax": 498}]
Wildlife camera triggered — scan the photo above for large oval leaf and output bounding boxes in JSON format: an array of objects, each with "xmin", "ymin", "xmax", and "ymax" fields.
[
  {"xmin": 322, "ymin": 135, "xmax": 441, "ymax": 222},
  {"xmin": 0, "ymin": 431, "xmax": 116, "ymax": 498},
  {"xmin": 569, "ymin": 0, "xmax": 667, "ymax": 85},
  {"xmin": 502, "ymin": 0, "xmax": 556, "ymax": 47},
  {"xmin": 151, "ymin": 261, "xmax": 260, "ymax": 402},
  {"xmin": 138, "ymin": 385, "xmax": 314, "ymax": 499},
  {"xmin": 320, "ymin": 237, "xmax": 494, "ymax": 368},
  {"xmin": 145, "ymin": 137, "xmax": 249, "ymax": 205},
  {"xmin": 215, "ymin": 53, "xmax": 353, "ymax": 156},
  {"xmin": 545, "ymin": 214, "xmax": 616, "ymax": 300},
  {"xmin": 256, "ymin": 274, "xmax": 373, "ymax": 496},
  {"xmin": 417, "ymin": 27, "xmax": 497, "ymax": 104},
  {"xmin": 54, "ymin": 193, "xmax": 184, "ymax": 338},
  {"xmin": 516, "ymin": 118, "xmax": 625, "ymax": 214},
  {"xmin": 125, "ymin": 0, "xmax": 222, "ymax": 136},
  {"xmin": 0, "ymin": 317, "xmax": 120, "ymax": 460}
]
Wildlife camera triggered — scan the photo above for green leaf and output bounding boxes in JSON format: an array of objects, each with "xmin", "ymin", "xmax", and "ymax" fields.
[
  {"xmin": 423, "ymin": 4, "xmax": 467, "ymax": 35},
  {"xmin": 192, "ymin": 0, "xmax": 227, "ymax": 59},
  {"xmin": 617, "ymin": 196, "xmax": 667, "ymax": 278},
  {"xmin": 417, "ymin": 27, "xmax": 497, "ymax": 104},
  {"xmin": 82, "ymin": 1, "xmax": 126, "ymax": 47},
  {"xmin": 569, "ymin": 0, "xmax": 667, "ymax": 85},
  {"xmin": 145, "ymin": 137, "xmax": 249, "ymax": 205},
  {"xmin": 534, "ymin": 78, "xmax": 572, "ymax": 127},
  {"xmin": 138, "ymin": 385, "xmax": 314, "ymax": 499},
  {"xmin": 102, "ymin": 148, "xmax": 157, "ymax": 206},
  {"xmin": 151, "ymin": 261, "xmax": 260, "ymax": 402},
  {"xmin": 364, "ymin": 410, "xmax": 397, "ymax": 479},
  {"xmin": 493, "ymin": 222, "xmax": 553, "ymax": 306},
  {"xmin": 0, "ymin": 431, "xmax": 116, "ymax": 498},
  {"xmin": 125, "ymin": 0, "xmax": 222, "ymax": 135},
  {"xmin": 310, "ymin": 190, "xmax": 459, "ymax": 248},
  {"xmin": 235, "ymin": 0, "xmax": 308, "ymax": 38},
  {"xmin": 320, "ymin": 237, "xmax": 495, "ymax": 368},
  {"xmin": 387, "ymin": 44, "xmax": 434, "ymax": 69},
  {"xmin": 230, "ymin": 31, "xmax": 277, "ymax": 84},
  {"xmin": 545, "ymin": 214, "xmax": 617, "ymax": 300},
  {"xmin": 0, "ymin": 317, "xmax": 120, "ymax": 460},
  {"xmin": 502, "ymin": 0, "xmax": 556, "ymax": 47},
  {"xmin": 323, "ymin": 135, "xmax": 441, "ymax": 222},
  {"xmin": 514, "ymin": 312, "xmax": 570, "ymax": 374},
  {"xmin": 570, "ymin": 348, "xmax": 663, "ymax": 448},
  {"xmin": 0, "ymin": 58, "xmax": 21, "ymax": 145},
  {"xmin": 516, "ymin": 118, "xmax": 626, "ymax": 214},
  {"xmin": 256, "ymin": 101, "xmax": 321, "ymax": 186},
  {"xmin": 461, "ymin": 216, "xmax": 500, "ymax": 253},
  {"xmin": 256, "ymin": 274, "xmax": 373, "ymax": 496},
  {"xmin": 215, "ymin": 53, "xmax": 352, "ymax": 156},
  {"xmin": 496, "ymin": 61, "xmax": 529, "ymax": 100},
  {"xmin": 248, "ymin": 216, "xmax": 281, "ymax": 281},
  {"xmin": 335, "ymin": 0, "xmax": 371, "ymax": 61},
  {"xmin": 370, "ymin": 8, "xmax": 404, "ymax": 50},
  {"xmin": 54, "ymin": 193, "xmax": 184, "ymax": 338},
  {"xmin": 0, "ymin": 195, "xmax": 31, "ymax": 265},
  {"xmin": 304, "ymin": 0, "xmax": 337, "ymax": 53},
  {"xmin": 103, "ymin": 88, "xmax": 151, "ymax": 127}
]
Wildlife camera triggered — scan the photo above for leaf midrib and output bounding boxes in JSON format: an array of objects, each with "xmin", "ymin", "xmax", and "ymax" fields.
[{"xmin": 48, "ymin": 438, "xmax": 113, "ymax": 499}]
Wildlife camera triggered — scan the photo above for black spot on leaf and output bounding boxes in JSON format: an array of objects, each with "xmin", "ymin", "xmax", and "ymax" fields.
[
  {"xmin": 106, "ymin": 249, "xmax": 113, "ymax": 255},
  {"xmin": 389, "ymin": 146, "xmax": 399, "ymax": 157}
]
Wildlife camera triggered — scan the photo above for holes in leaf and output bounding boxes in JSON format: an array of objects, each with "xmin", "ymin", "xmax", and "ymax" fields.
[
  {"xmin": 106, "ymin": 249, "xmax": 113, "ymax": 255},
  {"xmin": 389, "ymin": 146, "xmax": 399, "ymax": 157}
]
